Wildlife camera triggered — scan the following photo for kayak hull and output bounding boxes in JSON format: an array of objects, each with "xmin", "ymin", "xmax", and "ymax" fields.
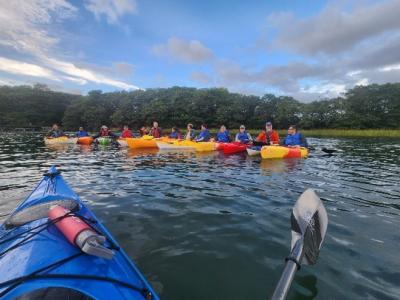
[
  {"xmin": 77, "ymin": 136, "xmax": 93, "ymax": 145},
  {"xmin": 117, "ymin": 138, "xmax": 128, "ymax": 147},
  {"xmin": 222, "ymin": 142, "xmax": 249, "ymax": 155},
  {"xmin": 44, "ymin": 137, "xmax": 78, "ymax": 145},
  {"xmin": 0, "ymin": 166, "xmax": 159, "ymax": 300},
  {"xmin": 247, "ymin": 147, "xmax": 261, "ymax": 156},
  {"xmin": 126, "ymin": 138, "xmax": 158, "ymax": 149},
  {"xmin": 156, "ymin": 141, "xmax": 195, "ymax": 150},
  {"xmin": 260, "ymin": 145, "xmax": 309, "ymax": 159}
]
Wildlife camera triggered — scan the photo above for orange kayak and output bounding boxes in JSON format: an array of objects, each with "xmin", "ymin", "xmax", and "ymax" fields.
[{"xmin": 77, "ymin": 136, "xmax": 93, "ymax": 145}]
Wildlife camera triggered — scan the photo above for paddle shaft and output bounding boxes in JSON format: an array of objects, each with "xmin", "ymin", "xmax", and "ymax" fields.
[{"xmin": 271, "ymin": 239, "xmax": 304, "ymax": 300}]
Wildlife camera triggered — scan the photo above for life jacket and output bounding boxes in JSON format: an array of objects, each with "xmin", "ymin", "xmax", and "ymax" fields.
[
  {"xmin": 196, "ymin": 129, "xmax": 211, "ymax": 142},
  {"xmin": 216, "ymin": 131, "xmax": 230, "ymax": 142},
  {"xmin": 185, "ymin": 130, "xmax": 195, "ymax": 140},
  {"xmin": 284, "ymin": 133, "xmax": 302, "ymax": 146},
  {"xmin": 150, "ymin": 127, "xmax": 162, "ymax": 138},
  {"xmin": 236, "ymin": 131, "xmax": 251, "ymax": 143},
  {"xmin": 76, "ymin": 130, "xmax": 88, "ymax": 137},
  {"xmin": 100, "ymin": 129, "xmax": 110, "ymax": 137},
  {"xmin": 121, "ymin": 129, "xmax": 133, "ymax": 138},
  {"xmin": 169, "ymin": 131, "xmax": 181, "ymax": 139},
  {"xmin": 257, "ymin": 130, "xmax": 279, "ymax": 144}
]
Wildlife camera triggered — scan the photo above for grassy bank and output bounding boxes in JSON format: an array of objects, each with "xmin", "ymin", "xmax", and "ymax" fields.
[{"xmin": 294, "ymin": 129, "xmax": 400, "ymax": 138}]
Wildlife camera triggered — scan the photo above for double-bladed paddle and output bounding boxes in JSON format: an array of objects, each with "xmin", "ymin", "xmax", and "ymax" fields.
[{"xmin": 271, "ymin": 189, "xmax": 328, "ymax": 300}]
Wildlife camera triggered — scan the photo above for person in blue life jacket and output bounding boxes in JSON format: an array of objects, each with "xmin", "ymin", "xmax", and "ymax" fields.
[
  {"xmin": 46, "ymin": 124, "xmax": 65, "ymax": 138},
  {"xmin": 75, "ymin": 126, "xmax": 89, "ymax": 137},
  {"xmin": 195, "ymin": 124, "xmax": 211, "ymax": 142},
  {"xmin": 235, "ymin": 125, "xmax": 252, "ymax": 144},
  {"xmin": 169, "ymin": 127, "xmax": 182, "ymax": 139},
  {"xmin": 184, "ymin": 123, "xmax": 196, "ymax": 140},
  {"xmin": 282, "ymin": 125, "xmax": 308, "ymax": 148},
  {"xmin": 216, "ymin": 125, "xmax": 230, "ymax": 142}
]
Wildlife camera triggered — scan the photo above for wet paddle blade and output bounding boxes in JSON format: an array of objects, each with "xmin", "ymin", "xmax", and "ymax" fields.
[{"xmin": 290, "ymin": 189, "xmax": 328, "ymax": 265}]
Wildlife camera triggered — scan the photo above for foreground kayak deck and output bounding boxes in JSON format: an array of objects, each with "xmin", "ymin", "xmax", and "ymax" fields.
[{"xmin": 0, "ymin": 166, "xmax": 158, "ymax": 300}]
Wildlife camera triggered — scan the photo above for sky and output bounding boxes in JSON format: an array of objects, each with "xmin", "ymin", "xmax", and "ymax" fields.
[{"xmin": 0, "ymin": 0, "xmax": 399, "ymax": 101}]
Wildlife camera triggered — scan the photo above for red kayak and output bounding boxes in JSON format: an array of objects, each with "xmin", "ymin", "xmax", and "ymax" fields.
[
  {"xmin": 222, "ymin": 142, "xmax": 249, "ymax": 154},
  {"xmin": 216, "ymin": 142, "xmax": 228, "ymax": 151}
]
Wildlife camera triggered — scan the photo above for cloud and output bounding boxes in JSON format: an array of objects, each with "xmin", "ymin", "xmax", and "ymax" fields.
[
  {"xmin": 268, "ymin": 0, "xmax": 400, "ymax": 55},
  {"xmin": 84, "ymin": 0, "xmax": 137, "ymax": 24},
  {"xmin": 0, "ymin": 57, "xmax": 56, "ymax": 80},
  {"xmin": 43, "ymin": 57, "xmax": 139, "ymax": 90},
  {"xmin": 190, "ymin": 71, "xmax": 212, "ymax": 84},
  {"xmin": 0, "ymin": 0, "xmax": 140, "ymax": 90},
  {"xmin": 152, "ymin": 37, "xmax": 214, "ymax": 64}
]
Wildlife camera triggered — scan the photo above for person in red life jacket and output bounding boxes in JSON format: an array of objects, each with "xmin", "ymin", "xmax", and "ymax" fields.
[
  {"xmin": 282, "ymin": 125, "xmax": 308, "ymax": 148},
  {"xmin": 254, "ymin": 121, "xmax": 280, "ymax": 146},
  {"xmin": 169, "ymin": 127, "xmax": 182, "ymax": 139},
  {"xmin": 93, "ymin": 125, "xmax": 117, "ymax": 139},
  {"xmin": 139, "ymin": 126, "xmax": 149, "ymax": 136},
  {"xmin": 149, "ymin": 121, "xmax": 162, "ymax": 138},
  {"xmin": 120, "ymin": 125, "xmax": 133, "ymax": 138}
]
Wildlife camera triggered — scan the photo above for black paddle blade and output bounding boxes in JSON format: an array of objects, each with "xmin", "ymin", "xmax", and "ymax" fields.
[
  {"xmin": 321, "ymin": 147, "xmax": 337, "ymax": 154},
  {"xmin": 290, "ymin": 189, "xmax": 328, "ymax": 265}
]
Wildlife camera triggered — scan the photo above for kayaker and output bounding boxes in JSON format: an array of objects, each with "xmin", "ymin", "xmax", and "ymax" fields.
[
  {"xmin": 46, "ymin": 124, "xmax": 65, "ymax": 138},
  {"xmin": 216, "ymin": 125, "xmax": 230, "ymax": 142},
  {"xmin": 93, "ymin": 125, "xmax": 117, "ymax": 139},
  {"xmin": 120, "ymin": 125, "xmax": 133, "ymax": 138},
  {"xmin": 235, "ymin": 125, "xmax": 252, "ymax": 144},
  {"xmin": 139, "ymin": 126, "xmax": 149, "ymax": 136},
  {"xmin": 195, "ymin": 124, "xmax": 211, "ymax": 142},
  {"xmin": 75, "ymin": 126, "xmax": 89, "ymax": 137},
  {"xmin": 254, "ymin": 121, "xmax": 280, "ymax": 146},
  {"xmin": 282, "ymin": 125, "xmax": 308, "ymax": 148},
  {"xmin": 184, "ymin": 123, "xmax": 196, "ymax": 140},
  {"xmin": 169, "ymin": 127, "xmax": 182, "ymax": 139},
  {"xmin": 149, "ymin": 121, "xmax": 162, "ymax": 138}
]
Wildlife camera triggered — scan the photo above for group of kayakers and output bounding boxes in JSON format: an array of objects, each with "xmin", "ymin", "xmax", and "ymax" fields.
[{"xmin": 47, "ymin": 121, "xmax": 308, "ymax": 148}]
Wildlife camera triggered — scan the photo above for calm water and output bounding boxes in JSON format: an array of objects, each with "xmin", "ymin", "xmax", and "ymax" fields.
[{"xmin": 1, "ymin": 133, "xmax": 399, "ymax": 300}]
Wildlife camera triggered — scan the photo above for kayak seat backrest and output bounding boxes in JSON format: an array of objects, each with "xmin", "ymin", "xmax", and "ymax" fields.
[
  {"xmin": 15, "ymin": 287, "xmax": 94, "ymax": 300},
  {"xmin": 4, "ymin": 199, "xmax": 79, "ymax": 229}
]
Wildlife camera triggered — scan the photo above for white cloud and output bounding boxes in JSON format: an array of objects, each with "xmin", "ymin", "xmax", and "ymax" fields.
[
  {"xmin": 152, "ymin": 37, "xmax": 214, "ymax": 64},
  {"xmin": 0, "ymin": 57, "xmax": 56, "ymax": 80},
  {"xmin": 379, "ymin": 63, "xmax": 400, "ymax": 72},
  {"xmin": 84, "ymin": 0, "xmax": 137, "ymax": 24},
  {"xmin": 268, "ymin": 0, "xmax": 400, "ymax": 55},
  {"xmin": 0, "ymin": 0, "xmax": 140, "ymax": 90},
  {"xmin": 44, "ymin": 57, "xmax": 139, "ymax": 90}
]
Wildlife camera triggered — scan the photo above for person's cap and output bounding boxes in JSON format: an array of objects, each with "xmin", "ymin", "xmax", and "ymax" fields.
[
  {"xmin": 240, "ymin": 125, "xmax": 245, "ymax": 129},
  {"xmin": 266, "ymin": 122, "xmax": 272, "ymax": 126},
  {"xmin": 101, "ymin": 125, "xmax": 108, "ymax": 129}
]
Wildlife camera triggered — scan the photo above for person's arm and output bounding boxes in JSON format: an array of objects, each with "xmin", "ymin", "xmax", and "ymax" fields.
[
  {"xmin": 299, "ymin": 134, "xmax": 308, "ymax": 147},
  {"xmin": 247, "ymin": 133, "xmax": 253, "ymax": 142},
  {"xmin": 274, "ymin": 131, "xmax": 280, "ymax": 145},
  {"xmin": 235, "ymin": 133, "xmax": 240, "ymax": 142}
]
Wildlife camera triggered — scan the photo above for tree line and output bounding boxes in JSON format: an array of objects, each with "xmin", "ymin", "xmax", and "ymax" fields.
[{"xmin": 0, "ymin": 83, "xmax": 399, "ymax": 131}]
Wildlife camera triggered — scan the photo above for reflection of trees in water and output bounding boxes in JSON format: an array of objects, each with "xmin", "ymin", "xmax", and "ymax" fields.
[{"xmin": 260, "ymin": 158, "xmax": 302, "ymax": 174}]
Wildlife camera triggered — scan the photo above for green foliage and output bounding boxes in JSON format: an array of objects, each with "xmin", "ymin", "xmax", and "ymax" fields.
[{"xmin": 0, "ymin": 83, "xmax": 399, "ymax": 131}]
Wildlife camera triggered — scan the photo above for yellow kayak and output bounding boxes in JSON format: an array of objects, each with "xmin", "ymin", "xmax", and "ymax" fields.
[
  {"xmin": 44, "ymin": 136, "xmax": 78, "ymax": 145},
  {"xmin": 156, "ymin": 140, "xmax": 216, "ymax": 152},
  {"xmin": 260, "ymin": 146, "xmax": 308, "ymax": 159},
  {"xmin": 126, "ymin": 135, "xmax": 171, "ymax": 149}
]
